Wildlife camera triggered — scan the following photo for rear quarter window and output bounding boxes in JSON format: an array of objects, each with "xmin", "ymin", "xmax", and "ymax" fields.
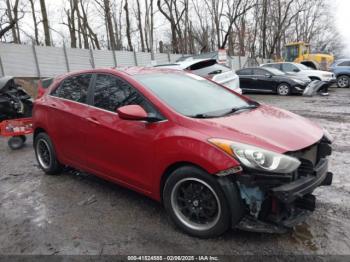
[
  {"xmin": 189, "ymin": 61, "xmax": 230, "ymax": 77},
  {"xmin": 51, "ymin": 74, "xmax": 92, "ymax": 103}
]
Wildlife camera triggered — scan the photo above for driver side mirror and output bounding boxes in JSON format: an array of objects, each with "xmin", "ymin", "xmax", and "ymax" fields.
[
  {"xmin": 265, "ymin": 73, "xmax": 272, "ymax": 78},
  {"xmin": 117, "ymin": 105, "xmax": 148, "ymax": 121},
  {"xmin": 293, "ymin": 68, "xmax": 300, "ymax": 72}
]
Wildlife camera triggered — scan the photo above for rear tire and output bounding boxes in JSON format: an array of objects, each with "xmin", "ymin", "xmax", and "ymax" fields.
[
  {"xmin": 163, "ymin": 166, "xmax": 231, "ymax": 238},
  {"xmin": 277, "ymin": 83, "xmax": 291, "ymax": 96},
  {"xmin": 34, "ymin": 132, "xmax": 62, "ymax": 175},
  {"xmin": 8, "ymin": 135, "xmax": 26, "ymax": 150},
  {"xmin": 337, "ymin": 75, "xmax": 349, "ymax": 88}
]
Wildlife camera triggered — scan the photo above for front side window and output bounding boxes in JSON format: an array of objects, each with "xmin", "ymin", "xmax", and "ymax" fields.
[
  {"xmin": 93, "ymin": 74, "xmax": 151, "ymax": 113},
  {"xmin": 338, "ymin": 61, "xmax": 350, "ymax": 66},
  {"xmin": 52, "ymin": 74, "xmax": 91, "ymax": 103},
  {"xmin": 135, "ymin": 73, "xmax": 250, "ymax": 117}
]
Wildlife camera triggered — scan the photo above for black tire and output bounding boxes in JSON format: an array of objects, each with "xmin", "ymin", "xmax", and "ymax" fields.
[
  {"xmin": 34, "ymin": 132, "xmax": 62, "ymax": 175},
  {"xmin": 277, "ymin": 83, "xmax": 291, "ymax": 96},
  {"xmin": 8, "ymin": 135, "xmax": 26, "ymax": 150},
  {"xmin": 163, "ymin": 166, "xmax": 232, "ymax": 238},
  {"xmin": 337, "ymin": 75, "xmax": 350, "ymax": 88}
]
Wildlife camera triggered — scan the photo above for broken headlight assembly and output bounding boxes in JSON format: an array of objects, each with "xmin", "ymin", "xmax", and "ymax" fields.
[{"xmin": 209, "ymin": 139, "xmax": 301, "ymax": 174}]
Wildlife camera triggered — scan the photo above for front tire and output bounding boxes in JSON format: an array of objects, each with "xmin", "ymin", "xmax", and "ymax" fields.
[
  {"xmin": 337, "ymin": 75, "xmax": 349, "ymax": 88},
  {"xmin": 277, "ymin": 83, "xmax": 291, "ymax": 96},
  {"xmin": 163, "ymin": 166, "xmax": 231, "ymax": 238},
  {"xmin": 34, "ymin": 132, "xmax": 62, "ymax": 175}
]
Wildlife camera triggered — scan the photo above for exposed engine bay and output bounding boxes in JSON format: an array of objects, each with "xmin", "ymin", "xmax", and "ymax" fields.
[{"xmin": 0, "ymin": 77, "xmax": 33, "ymax": 122}]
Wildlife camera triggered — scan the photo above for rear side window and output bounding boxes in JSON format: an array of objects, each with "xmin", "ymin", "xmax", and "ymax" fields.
[
  {"xmin": 264, "ymin": 64, "xmax": 281, "ymax": 70},
  {"xmin": 188, "ymin": 61, "xmax": 230, "ymax": 77},
  {"xmin": 236, "ymin": 68, "xmax": 252, "ymax": 75},
  {"xmin": 93, "ymin": 74, "xmax": 151, "ymax": 113},
  {"xmin": 51, "ymin": 74, "xmax": 91, "ymax": 103},
  {"xmin": 252, "ymin": 69, "xmax": 266, "ymax": 75}
]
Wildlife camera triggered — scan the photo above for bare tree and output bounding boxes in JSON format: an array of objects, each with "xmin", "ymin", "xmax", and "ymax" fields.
[
  {"xmin": 1, "ymin": 0, "xmax": 21, "ymax": 42},
  {"xmin": 157, "ymin": 0, "xmax": 187, "ymax": 53}
]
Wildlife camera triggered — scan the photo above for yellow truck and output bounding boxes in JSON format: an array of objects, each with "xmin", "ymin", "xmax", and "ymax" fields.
[{"xmin": 284, "ymin": 42, "xmax": 334, "ymax": 71}]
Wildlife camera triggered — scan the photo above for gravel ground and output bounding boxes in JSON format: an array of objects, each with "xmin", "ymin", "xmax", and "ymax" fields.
[{"xmin": 0, "ymin": 88, "xmax": 350, "ymax": 255}]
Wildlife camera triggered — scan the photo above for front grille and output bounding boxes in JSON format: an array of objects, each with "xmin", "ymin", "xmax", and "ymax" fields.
[{"xmin": 298, "ymin": 159, "xmax": 314, "ymax": 176}]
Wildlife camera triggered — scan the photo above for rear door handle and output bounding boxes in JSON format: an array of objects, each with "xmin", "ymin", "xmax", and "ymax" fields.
[{"xmin": 87, "ymin": 117, "xmax": 99, "ymax": 125}]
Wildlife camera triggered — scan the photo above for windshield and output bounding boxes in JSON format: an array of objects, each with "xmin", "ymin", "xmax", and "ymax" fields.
[
  {"xmin": 264, "ymin": 67, "xmax": 285, "ymax": 76},
  {"xmin": 134, "ymin": 73, "xmax": 250, "ymax": 117},
  {"xmin": 296, "ymin": 63, "xmax": 312, "ymax": 70}
]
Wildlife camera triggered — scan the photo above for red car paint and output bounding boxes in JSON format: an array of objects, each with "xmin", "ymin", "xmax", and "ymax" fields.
[{"xmin": 33, "ymin": 67, "xmax": 323, "ymax": 202}]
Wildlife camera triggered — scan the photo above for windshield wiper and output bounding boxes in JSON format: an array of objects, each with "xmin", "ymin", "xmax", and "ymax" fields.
[
  {"xmin": 190, "ymin": 102, "xmax": 259, "ymax": 119},
  {"xmin": 222, "ymin": 104, "xmax": 259, "ymax": 116}
]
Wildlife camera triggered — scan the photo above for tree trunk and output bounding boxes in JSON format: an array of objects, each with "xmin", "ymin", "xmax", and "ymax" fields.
[
  {"xmin": 39, "ymin": 0, "xmax": 51, "ymax": 46},
  {"xmin": 136, "ymin": 0, "xmax": 145, "ymax": 52},
  {"xmin": 124, "ymin": 0, "xmax": 133, "ymax": 51},
  {"xmin": 29, "ymin": 0, "xmax": 40, "ymax": 45},
  {"xmin": 5, "ymin": 0, "xmax": 19, "ymax": 43},
  {"xmin": 104, "ymin": 0, "xmax": 116, "ymax": 50}
]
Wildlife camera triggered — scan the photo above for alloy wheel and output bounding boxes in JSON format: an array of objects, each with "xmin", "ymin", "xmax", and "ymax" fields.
[
  {"xmin": 170, "ymin": 178, "xmax": 221, "ymax": 231},
  {"xmin": 36, "ymin": 139, "xmax": 52, "ymax": 169},
  {"xmin": 338, "ymin": 76, "xmax": 349, "ymax": 88}
]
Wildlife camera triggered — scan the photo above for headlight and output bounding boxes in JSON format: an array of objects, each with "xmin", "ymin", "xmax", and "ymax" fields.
[
  {"xmin": 323, "ymin": 128, "xmax": 334, "ymax": 143},
  {"xmin": 209, "ymin": 139, "xmax": 300, "ymax": 173},
  {"xmin": 293, "ymin": 79, "xmax": 306, "ymax": 84}
]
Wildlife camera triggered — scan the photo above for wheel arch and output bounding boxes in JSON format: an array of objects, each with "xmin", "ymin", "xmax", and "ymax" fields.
[
  {"xmin": 159, "ymin": 161, "xmax": 208, "ymax": 202},
  {"xmin": 34, "ymin": 127, "xmax": 47, "ymax": 140},
  {"xmin": 300, "ymin": 61, "xmax": 318, "ymax": 70}
]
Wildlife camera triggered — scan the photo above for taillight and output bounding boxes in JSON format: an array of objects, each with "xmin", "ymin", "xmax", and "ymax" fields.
[
  {"xmin": 36, "ymin": 79, "xmax": 45, "ymax": 99},
  {"xmin": 36, "ymin": 87, "xmax": 45, "ymax": 99}
]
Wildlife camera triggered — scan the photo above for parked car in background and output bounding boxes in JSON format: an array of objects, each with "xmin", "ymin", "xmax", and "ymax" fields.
[
  {"xmin": 33, "ymin": 67, "xmax": 333, "ymax": 238},
  {"xmin": 236, "ymin": 67, "xmax": 311, "ymax": 95},
  {"xmin": 330, "ymin": 59, "xmax": 350, "ymax": 88},
  {"xmin": 155, "ymin": 59, "xmax": 242, "ymax": 94},
  {"xmin": 261, "ymin": 62, "xmax": 336, "ymax": 84}
]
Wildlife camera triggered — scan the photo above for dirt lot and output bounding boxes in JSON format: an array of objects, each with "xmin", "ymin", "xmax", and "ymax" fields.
[{"xmin": 1, "ymin": 88, "xmax": 350, "ymax": 255}]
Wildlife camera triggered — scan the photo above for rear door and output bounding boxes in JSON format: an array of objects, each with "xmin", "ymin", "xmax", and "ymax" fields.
[
  {"xmin": 85, "ymin": 73, "xmax": 164, "ymax": 191},
  {"xmin": 47, "ymin": 74, "xmax": 92, "ymax": 168}
]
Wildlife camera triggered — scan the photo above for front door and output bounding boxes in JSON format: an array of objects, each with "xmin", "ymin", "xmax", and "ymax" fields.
[{"xmin": 85, "ymin": 73, "xmax": 164, "ymax": 191}]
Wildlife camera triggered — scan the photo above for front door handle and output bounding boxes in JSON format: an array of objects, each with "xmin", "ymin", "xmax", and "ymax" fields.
[{"xmin": 87, "ymin": 117, "xmax": 99, "ymax": 125}]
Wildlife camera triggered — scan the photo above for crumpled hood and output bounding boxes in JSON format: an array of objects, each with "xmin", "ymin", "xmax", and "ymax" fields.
[{"xmin": 191, "ymin": 104, "xmax": 324, "ymax": 153}]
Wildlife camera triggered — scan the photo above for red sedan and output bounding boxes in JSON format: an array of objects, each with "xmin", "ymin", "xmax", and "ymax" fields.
[{"xmin": 33, "ymin": 67, "xmax": 333, "ymax": 238}]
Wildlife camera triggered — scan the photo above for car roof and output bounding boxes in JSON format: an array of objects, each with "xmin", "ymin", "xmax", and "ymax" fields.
[{"xmin": 54, "ymin": 67, "xmax": 184, "ymax": 81}]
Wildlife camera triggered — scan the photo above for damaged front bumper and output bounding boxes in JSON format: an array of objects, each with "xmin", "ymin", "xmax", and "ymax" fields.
[{"xmin": 218, "ymin": 139, "xmax": 333, "ymax": 234}]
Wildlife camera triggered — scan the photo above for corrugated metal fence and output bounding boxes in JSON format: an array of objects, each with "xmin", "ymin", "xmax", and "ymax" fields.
[
  {"xmin": 0, "ymin": 43, "xmax": 271, "ymax": 78},
  {"xmin": 0, "ymin": 43, "xmax": 183, "ymax": 78}
]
